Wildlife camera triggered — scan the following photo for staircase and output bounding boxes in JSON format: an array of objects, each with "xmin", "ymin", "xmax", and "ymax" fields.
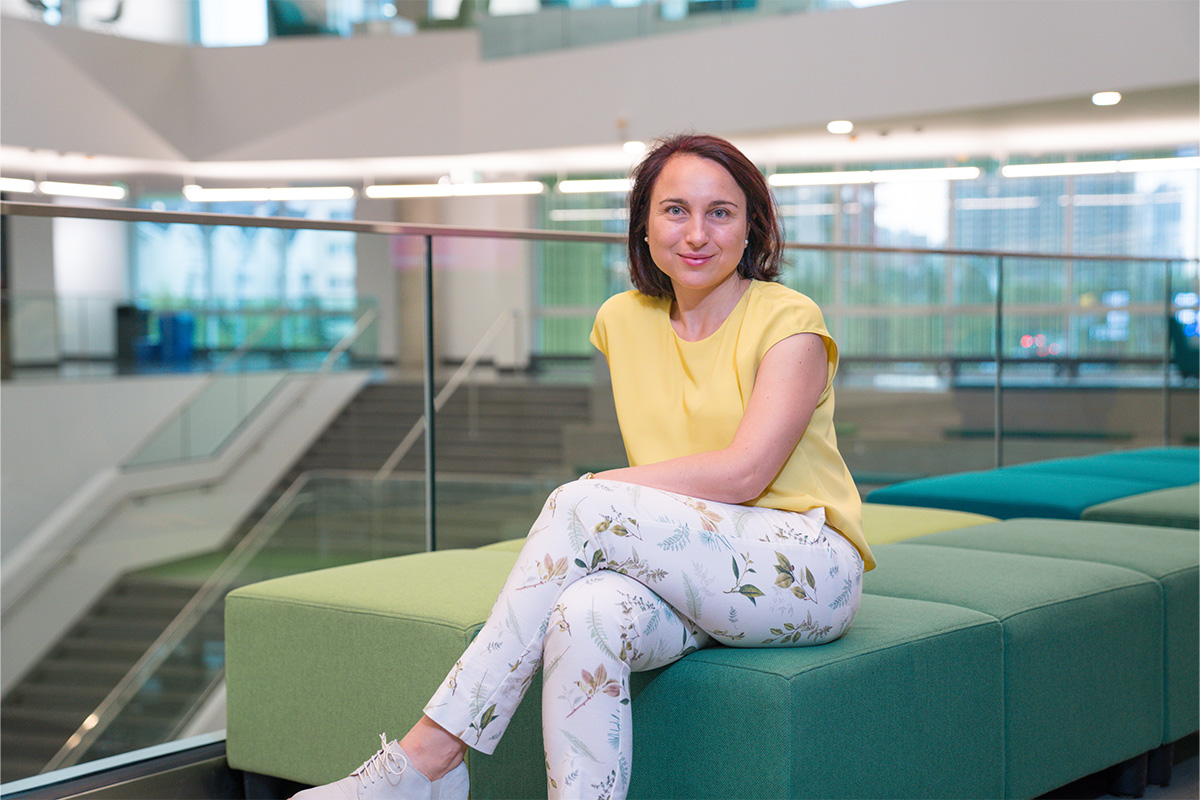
[
  {"xmin": 0, "ymin": 576, "xmax": 212, "ymax": 782},
  {"xmin": 0, "ymin": 379, "xmax": 597, "ymax": 782}
]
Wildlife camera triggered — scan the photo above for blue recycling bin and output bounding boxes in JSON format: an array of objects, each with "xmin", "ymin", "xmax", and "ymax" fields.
[{"xmin": 158, "ymin": 312, "xmax": 195, "ymax": 365}]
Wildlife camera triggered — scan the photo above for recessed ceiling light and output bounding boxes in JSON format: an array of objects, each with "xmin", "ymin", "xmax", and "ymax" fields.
[
  {"xmin": 826, "ymin": 120, "xmax": 854, "ymax": 135},
  {"xmin": 1092, "ymin": 91, "xmax": 1122, "ymax": 106}
]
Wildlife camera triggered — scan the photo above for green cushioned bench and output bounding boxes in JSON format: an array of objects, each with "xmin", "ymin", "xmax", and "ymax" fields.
[
  {"xmin": 865, "ymin": 447, "xmax": 1198, "ymax": 521},
  {"xmin": 224, "ymin": 503, "xmax": 1193, "ymax": 799},
  {"xmin": 908, "ymin": 519, "xmax": 1200, "ymax": 747},
  {"xmin": 1082, "ymin": 484, "xmax": 1200, "ymax": 530},
  {"xmin": 862, "ymin": 543, "xmax": 1163, "ymax": 799}
]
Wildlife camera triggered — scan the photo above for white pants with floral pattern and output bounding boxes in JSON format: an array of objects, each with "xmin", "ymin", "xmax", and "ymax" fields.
[{"xmin": 424, "ymin": 478, "xmax": 864, "ymax": 799}]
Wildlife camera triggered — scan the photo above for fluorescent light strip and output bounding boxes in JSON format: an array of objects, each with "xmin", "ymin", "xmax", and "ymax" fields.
[
  {"xmin": 1002, "ymin": 156, "xmax": 1200, "ymax": 178},
  {"xmin": 549, "ymin": 208, "xmax": 629, "ymax": 222},
  {"xmin": 557, "ymin": 178, "xmax": 633, "ymax": 194},
  {"xmin": 39, "ymin": 181, "xmax": 126, "ymax": 200},
  {"xmin": 769, "ymin": 167, "xmax": 979, "ymax": 186},
  {"xmin": 1002, "ymin": 161, "xmax": 1118, "ymax": 178},
  {"xmin": 364, "ymin": 181, "xmax": 544, "ymax": 199},
  {"xmin": 184, "ymin": 185, "xmax": 355, "ymax": 202},
  {"xmin": 0, "ymin": 177, "xmax": 37, "ymax": 193}
]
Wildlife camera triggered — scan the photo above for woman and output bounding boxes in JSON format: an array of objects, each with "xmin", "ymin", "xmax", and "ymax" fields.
[{"xmin": 295, "ymin": 134, "xmax": 876, "ymax": 800}]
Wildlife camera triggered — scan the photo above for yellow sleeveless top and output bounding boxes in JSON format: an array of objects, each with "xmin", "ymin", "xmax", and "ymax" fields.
[{"xmin": 590, "ymin": 280, "xmax": 874, "ymax": 571}]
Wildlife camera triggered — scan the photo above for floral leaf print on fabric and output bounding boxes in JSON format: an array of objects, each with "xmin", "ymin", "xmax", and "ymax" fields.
[
  {"xmin": 724, "ymin": 552, "xmax": 764, "ymax": 605},
  {"xmin": 567, "ymin": 664, "xmax": 625, "ymax": 718},
  {"xmin": 656, "ymin": 521, "xmax": 691, "ymax": 552},
  {"xmin": 586, "ymin": 606, "xmax": 621, "ymax": 662},
  {"xmin": 772, "ymin": 552, "xmax": 818, "ymax": 603},
  {"xmin": 830, "ymin": 578, "xmax": 855, "ymax": 610},
  {"xmin": 762, "ymin": 611, "xmax": 834, "ymax": 645},
  {"xmin": 594, "ymin": 511, "xmax": 641, "ymax": 541},
  {"xmin": 518, "ymin": 553, "xmax": 570, "ymax": 590},
  {"xmin": 469, "ymin": 704, "xmax": 498, "ymax": 740},
  {"xmin": 681, "ymin": 497, "xmax": 724, "ymax": 533},
  {"xmin": 573, "ymin": 547, "xmax": 605, "ymax": 572}
]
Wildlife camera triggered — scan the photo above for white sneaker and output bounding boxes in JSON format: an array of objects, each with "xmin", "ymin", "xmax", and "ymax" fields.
[{"xmin": 291, "ymin": 734, "xmax": 469, "ymax": 800}]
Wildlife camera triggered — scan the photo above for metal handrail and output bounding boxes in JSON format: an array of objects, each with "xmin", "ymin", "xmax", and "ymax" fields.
[
  {"xmin": 41, "ymin": 309, "xmax": 380, "ymax": 773},
  {"xmin": 2, "ymin": 200, "xmax": 1193, "ymax": 265},
  {"xmin": 375, "ymin": 307, "xmax": 520, "ymax": 481}
]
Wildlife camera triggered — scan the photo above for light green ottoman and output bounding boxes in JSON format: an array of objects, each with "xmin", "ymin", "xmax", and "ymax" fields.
[
  {"xmin": 225, "ymin": 549, "xmax": 520, "ymax": 787},
  {"xmin": 1082, "ymin": 484, "xmax": 1200, "ymax": 530},
  {"xmin": 861, "ymin": 502, "xmax": 995, "ymax": 545},
  {"xmin": 863, "ymin": 544, "xmax": 1163, "ymax": 800}
]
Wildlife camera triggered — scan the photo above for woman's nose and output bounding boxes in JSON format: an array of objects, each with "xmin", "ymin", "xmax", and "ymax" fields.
[{"xmin": 685, "ymin": 217, "xmax": 708, "ymax": 246}]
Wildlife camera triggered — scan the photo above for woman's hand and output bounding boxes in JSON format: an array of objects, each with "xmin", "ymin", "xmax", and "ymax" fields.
[{"xmin": 593, "ymin": 332, "xmax": 828, "ymax": 504}]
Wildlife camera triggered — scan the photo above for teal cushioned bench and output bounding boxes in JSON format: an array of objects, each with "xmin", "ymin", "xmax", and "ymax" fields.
[
  {"xmin": 1082, "ymin": 484, "xmax": 1200, "ymax": 530},
  {"xmin": 226, "ymin": 559, "xmax": 1006, "ymax": 799},
  {"xmin": 865, "ymin": 447, "xmax": 1198, "ymax": 520},
  {"xmin": 862, "ymin": 543, "xmax": 1163, "ymax": 800},
  {"xmin": 905, "ymin": 519, "xmax": 1200, "ymax": 746},
  {"xmin": 224, "ymin": 504, "xmax": 1183, "ymax": 799}
]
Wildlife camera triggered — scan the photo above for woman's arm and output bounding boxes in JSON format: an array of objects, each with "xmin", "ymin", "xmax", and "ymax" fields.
[{"xmin": 593, "ymin": 332, "xmax": 828, "ymax": 504}]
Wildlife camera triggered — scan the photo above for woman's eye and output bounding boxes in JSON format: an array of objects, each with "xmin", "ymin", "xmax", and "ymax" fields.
[
  {"xmin": 666, "ymin": 206, "xmax": 685, "ymax": 215},
  {"xmin": 711, "ymin": 208, "xmax": 729, "ymax": 218}
]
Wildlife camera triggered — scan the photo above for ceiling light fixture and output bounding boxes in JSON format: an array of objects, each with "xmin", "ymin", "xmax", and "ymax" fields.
[
  {"xmin": 38, "ymin": 181, "xmax": 127, "ymax": 200},
  {"xmin": 826, "ymin": 120, "xmax": 854, "ymax": 135},
  {"xmin": 769, "ymin": 166, "xmax": 980, "ymax": 186},
  {"xmin": 183, "ymin": 185, "xmax": 355, "ymax": 202},
  {"xmin": 1001, "ymin": 156, "xmax": 1199, "ymax": 178},
  {"xmin": 0, "ymin": 177, "xmax": 37, "ymax": 193},
  {"xmin": 1092, "ymin": 91, "xmax": 1122, "ymax": 106},
  {"xmin": 364, "ymin": 181, "xmax": 544, "ymax": 199},
  {"xmin": 557, "ymin": 178, "xmax": 633, "ymax": 194}
]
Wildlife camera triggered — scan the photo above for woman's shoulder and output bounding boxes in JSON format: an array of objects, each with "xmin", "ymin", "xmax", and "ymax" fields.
[
  {"xmin": 747, "ymin": 281, "xmax": 825, "ymax": 325},
  {"xmin": 597, "ymin": 289, "xmax": 668, "ymax": 322},
  {"xmin": 749, "ymin": 280, "xmax": 819, "ymax": 310}
]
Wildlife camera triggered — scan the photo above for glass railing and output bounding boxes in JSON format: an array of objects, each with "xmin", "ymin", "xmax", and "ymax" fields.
[
  {"xmin": 2, "ymin": 294, "xmax": 377, "ymax": 382},
  {"xmin": 0, "ymin": 199, "xmax": 1195, "ymax": 785},
  {"xmin": 5, "ymin": 0, "xmax": 902, "ymax": 55}
]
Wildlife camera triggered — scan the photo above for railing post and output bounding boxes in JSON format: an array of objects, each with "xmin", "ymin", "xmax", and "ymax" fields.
[
  {"xmin": 1163, "ymin": 260, "xmax": 1174, "ymax": 445},
  {"xmin": 424, "ymin": 235, "xmax": 437, "ymax": 552},
  {"xmin": 994, "ymin": 255, "xmax": 1004, "ymax": 468}
]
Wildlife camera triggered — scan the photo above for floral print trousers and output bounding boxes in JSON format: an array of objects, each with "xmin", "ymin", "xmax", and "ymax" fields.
[{"xmin": 424, "ymin": 478, "xmax": 864, "ymax": 799}]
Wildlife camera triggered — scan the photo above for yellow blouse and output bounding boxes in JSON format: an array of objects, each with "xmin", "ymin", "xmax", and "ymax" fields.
[{"xmin": 590, "ymin": 280, "xmax": 874, "ymax": 571}]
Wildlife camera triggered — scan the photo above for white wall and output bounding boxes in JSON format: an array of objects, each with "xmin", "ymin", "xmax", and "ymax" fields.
[
  {"xmin": 380, "ymin": 194, "xmax": 537, "ymax": 368},
  {"xmin": 6, "ymin": 215, "xmax": 59, "ymax": 364},
  {"xmin": 0, "ymin": 374, "xmax": 205, "ymax": 556},
  {"xmin": 2, "ymin": 1, "xmax": 1196, "ymax": 162},
  {"xmin": 53, "ymin": 199, "xmax": 130, "ymax": 357}
]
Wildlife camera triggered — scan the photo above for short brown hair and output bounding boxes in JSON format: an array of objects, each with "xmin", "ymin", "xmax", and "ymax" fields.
[{"xmin": 627, "ymin": 133, "xmax": 783, "ymax": 299}]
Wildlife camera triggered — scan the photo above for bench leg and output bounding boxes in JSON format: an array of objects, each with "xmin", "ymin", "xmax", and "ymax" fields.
[
  {"xmin": 1147, "ymin": 742, "xmax": 1174, "ymax": 787},
  {"xmin": 1108, "ymin": 752, "xmax": 1148, "ymax": 798}
]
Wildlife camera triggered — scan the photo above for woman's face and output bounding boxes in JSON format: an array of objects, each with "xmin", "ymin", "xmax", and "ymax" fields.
[{"xmin": 646, "ymin": 153, "xmax": 750, "ymax": 300}]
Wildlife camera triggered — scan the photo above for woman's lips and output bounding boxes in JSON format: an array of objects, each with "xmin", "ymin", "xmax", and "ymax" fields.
[{"xmin": 679, "ymin": 253, "xmax": 713, "ymax": 266}]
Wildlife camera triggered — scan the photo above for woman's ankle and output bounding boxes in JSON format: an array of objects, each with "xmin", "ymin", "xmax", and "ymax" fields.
[{"xmin": 399, "ymin": 716, "xmax": 467, "ymax": 781}]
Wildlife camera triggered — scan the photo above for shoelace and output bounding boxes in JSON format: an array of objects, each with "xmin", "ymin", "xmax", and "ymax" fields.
[{"xmin": 353, "ymin": 733, "xmax": 409, "ymax": 788}]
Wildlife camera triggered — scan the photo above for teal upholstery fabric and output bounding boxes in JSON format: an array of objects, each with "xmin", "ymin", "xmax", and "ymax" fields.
[
  {"xmin": 907, "ymin": 519, "xmax": 1200, "ymax": 743},
  {"xmin": 624, "ymin": 595, "xmax": 1004, "ymax": 800},
  {"xmin": 863, "ymin": 544, "xmax": 1163, "ymax": 799},
  {"xmin": 865, "ymin": 469, "xmax": 1162, "ymax": 519},
  {"xmin": 864, "ymin": 448, "xmax": 1198, "ymax": 521},
  {"xmin": 1082, "ymin": 484, "xmax": 1200, "ymax": 530},
  {"xmin": 1007, "ymin": 450, "xmax": 1198, "ymax": 487}
]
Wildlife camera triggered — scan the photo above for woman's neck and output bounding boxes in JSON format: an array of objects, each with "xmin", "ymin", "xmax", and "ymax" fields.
[{"xmin": 670, "ymin": 275, "xmax": 752, "ymax": 341}]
